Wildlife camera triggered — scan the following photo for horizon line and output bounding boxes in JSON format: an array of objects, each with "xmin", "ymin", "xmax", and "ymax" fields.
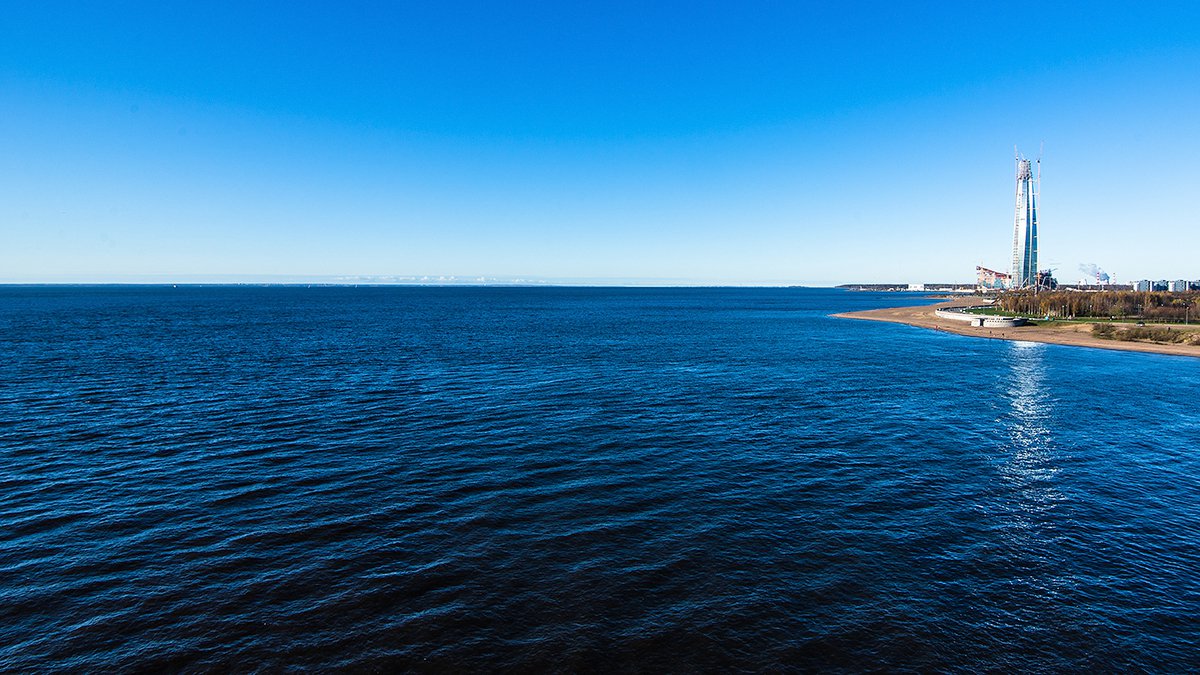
[{"xmin": 0, "ymin": 274, "xmax": 971, "ymax": 288}]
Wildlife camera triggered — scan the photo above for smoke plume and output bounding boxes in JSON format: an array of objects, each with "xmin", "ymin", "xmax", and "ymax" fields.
[{"xmin": 1079, "ymin": 263, "xmax": 1110, "ymax": 282}]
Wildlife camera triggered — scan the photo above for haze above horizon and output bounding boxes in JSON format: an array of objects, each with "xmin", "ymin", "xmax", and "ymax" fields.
[{"xmin": 3, "ymin": 2, "xmax": 1198, "ymax": 285}]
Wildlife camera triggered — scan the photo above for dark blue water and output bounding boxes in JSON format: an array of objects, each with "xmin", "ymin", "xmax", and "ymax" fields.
[{"xmin": 2, "ymin": 286, "xmax": 1198, "ymax": 671}]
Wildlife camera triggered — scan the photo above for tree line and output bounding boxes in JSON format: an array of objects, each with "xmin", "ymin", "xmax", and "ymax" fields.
[{"xmin": 995, "ymin": 290, "xmax": 1199, "ymax": 322}]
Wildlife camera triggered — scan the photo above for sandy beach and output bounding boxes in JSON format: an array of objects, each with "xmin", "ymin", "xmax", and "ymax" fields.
[{"xmin": 834, "ymin": 297, "xmax": 1200, "ymax": 359}]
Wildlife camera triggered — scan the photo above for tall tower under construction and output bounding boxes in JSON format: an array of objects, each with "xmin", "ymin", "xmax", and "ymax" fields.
[{"xmin": 1010, "ymin": 151, "xmax": 1039, "ymax": 288}]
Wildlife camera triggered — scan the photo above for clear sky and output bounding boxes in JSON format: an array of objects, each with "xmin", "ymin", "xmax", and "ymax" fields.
[{"xmin": 2, "ymin": 1, "xmax": 1198, "ymax": 285}]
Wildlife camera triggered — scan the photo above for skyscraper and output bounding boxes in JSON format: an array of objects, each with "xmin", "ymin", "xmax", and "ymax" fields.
[{"xmin": 1010, "ymin": 152, "xmax": 1039, "ymax": 289}]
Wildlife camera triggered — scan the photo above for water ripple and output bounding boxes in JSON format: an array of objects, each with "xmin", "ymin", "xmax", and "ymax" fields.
[{"xmin": 2, "ymin": 287, "xmax": 1199, "ymax": 671}]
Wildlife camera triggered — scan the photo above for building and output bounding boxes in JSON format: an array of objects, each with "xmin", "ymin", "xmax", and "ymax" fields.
[
  {"xmin": 1010, "ymin": 153, "xmax": 1040, "ymax": 288},
  {"xmin": 1130, "ymin": 279, "xmax": 1199, "ymax": 291},
  {"xmin": 976, "ymin": 266, "xmax": 1011, "ymax": 290}
]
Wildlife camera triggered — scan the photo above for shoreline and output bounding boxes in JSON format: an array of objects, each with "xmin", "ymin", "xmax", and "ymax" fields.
[{"xmin": 834, "ymin": 297, "xmax": 1200, "ymax": 359}]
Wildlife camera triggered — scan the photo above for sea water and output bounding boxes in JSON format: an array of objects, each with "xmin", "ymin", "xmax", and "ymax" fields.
[{"xmin": 2, "ymin": 286, "xmax": 1198, "ymax": 670}]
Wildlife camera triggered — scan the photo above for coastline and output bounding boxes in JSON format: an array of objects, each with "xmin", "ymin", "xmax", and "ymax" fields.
[{"xmin": 834, "ymin": 297, "xmax": 1200, "ymax": 359}]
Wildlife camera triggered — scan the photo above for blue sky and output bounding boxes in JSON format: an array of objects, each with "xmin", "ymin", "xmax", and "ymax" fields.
[{"xmin": 2, "ymin": 1, "xmax": 1198, "ymax": 285}]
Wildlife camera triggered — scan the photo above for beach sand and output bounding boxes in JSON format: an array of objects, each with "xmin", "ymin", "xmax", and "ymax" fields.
[{"xmin": 833, "ymin": 297, "xmax": 1200, "ymax": 359}]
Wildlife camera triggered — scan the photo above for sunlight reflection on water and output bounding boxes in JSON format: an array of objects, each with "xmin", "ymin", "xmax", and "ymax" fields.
[{"xmin": 1000, "ymin": 340, "xmax": 1064, "ymax": 529}]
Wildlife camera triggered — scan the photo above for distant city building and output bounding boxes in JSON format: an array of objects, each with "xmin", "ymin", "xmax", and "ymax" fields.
[
  {"xmin": 1010, "ymin": 152, "xmax": 1040, "ymax": 288},
  {"xmin": 1129, "ymin": 280, "xmax": 1187, "ymax": 291},
  {"xmin": 976, "ymin": 266, "xmax": 1010, "ymax": 290}
]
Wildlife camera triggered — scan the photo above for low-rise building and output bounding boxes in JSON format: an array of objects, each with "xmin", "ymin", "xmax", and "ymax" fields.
[{"xmin": 975, "ymin": 266, "xmax": 1010, "ymax": 290}]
